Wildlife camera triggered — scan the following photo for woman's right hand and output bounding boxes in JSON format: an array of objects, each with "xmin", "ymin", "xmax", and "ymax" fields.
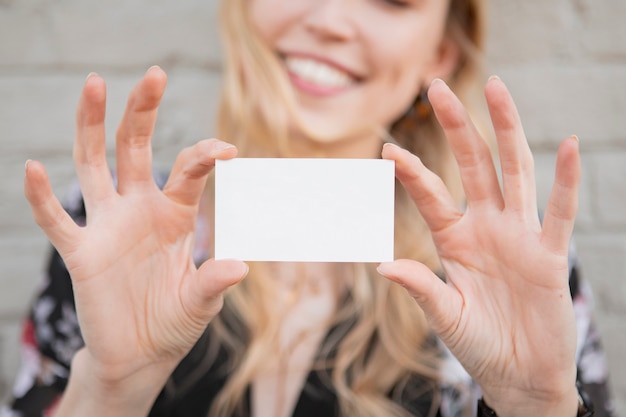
[{"xmin": 23, "ymin": 67, "xmax": 248, "ymax": 394}]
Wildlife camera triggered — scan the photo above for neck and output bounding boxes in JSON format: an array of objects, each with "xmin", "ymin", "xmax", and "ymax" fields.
[{"xmin": 269, "ymin": 262, "xmax": 352, "ymax": 303}]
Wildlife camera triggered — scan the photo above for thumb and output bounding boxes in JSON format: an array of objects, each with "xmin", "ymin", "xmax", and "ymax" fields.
[
  {"xmin": 377, "ymin": 259, "xmax": 461, "ymax": 338},
  {"xmin": 182, "ymin": 259, "xmax": 248, "ymax": 323}
]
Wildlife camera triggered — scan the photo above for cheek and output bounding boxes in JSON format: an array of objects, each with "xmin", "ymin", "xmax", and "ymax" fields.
[
  {"xmin": 248, "ymin": 0, "xmax": 302, "ymax": 42},
  {"xmin": 380, "ymin": 55, "xmax": 427, "ymax": 116},
  {"xmin": 365, "ymin": 48, "xmax": 434, "ymax": 126},
  {"xmin": 371, "ymin": 29, "xmax": 442, "ymax": 107},
  {"xmin": 365, "ymin": 10, "xmax": 447, "ymax": 95},
  {"xmin": 249, "ymin": 0, "xmax": 280, "ymax": 41}
]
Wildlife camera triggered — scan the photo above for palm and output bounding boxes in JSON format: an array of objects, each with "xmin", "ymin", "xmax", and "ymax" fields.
[
  {"xmin": 24, "ymin": 68, "xmax": 247, "ymax": 381},
  {"xmin": 68, "ymin": 192, "xmax": 199, "ymax": 366},
  {"xmin": 381, "ymin": 78, "xmax": 580, "ymax": 408},
  {"xmin": 434, "ymin": 209, "xmax": 575, "ymax": 390}
]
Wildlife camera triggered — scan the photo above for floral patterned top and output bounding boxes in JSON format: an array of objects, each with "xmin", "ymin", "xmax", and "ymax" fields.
[{"xmin": 0, "ymin": 176, "xmax": 616, "ymax": 417}]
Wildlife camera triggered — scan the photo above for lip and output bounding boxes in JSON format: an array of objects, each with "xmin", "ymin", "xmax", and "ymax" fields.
[{"xmin": 281, "ymin": 51, "xmax": 363, "ymax": 97}]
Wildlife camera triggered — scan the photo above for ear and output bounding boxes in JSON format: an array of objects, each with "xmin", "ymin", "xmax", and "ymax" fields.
[{"xmin": 423, "ymin": 34, "xmax": 461, "ymax": 84}]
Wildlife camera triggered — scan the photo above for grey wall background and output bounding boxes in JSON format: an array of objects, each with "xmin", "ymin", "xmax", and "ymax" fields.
[{"xmin": 0, "ymin": 0, "xmax": 624, "ymax": 414}]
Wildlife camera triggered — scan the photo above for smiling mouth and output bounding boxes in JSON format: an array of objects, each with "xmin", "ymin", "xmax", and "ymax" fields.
[{"xmin": 284, "ymin": 56, "xmax": 357, "ymax": 90}]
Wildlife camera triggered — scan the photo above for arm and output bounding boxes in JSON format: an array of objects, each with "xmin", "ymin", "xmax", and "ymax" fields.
[
  {"xmin": 379, "ymin": 77, "xmax": 582, "ymax": 417},
  {"xmin": 23, "ymin": 67, "xmax": 248, "ymax": 417}
]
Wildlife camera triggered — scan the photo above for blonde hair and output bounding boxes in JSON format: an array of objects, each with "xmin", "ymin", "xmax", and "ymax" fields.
[{"xmin": 197, "ymin": 1, "xmax": 488, "ymax": 416}]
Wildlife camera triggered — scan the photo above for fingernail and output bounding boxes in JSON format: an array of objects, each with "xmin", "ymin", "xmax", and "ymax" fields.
[
  {"xmin": 376, "ymin": 262, "xmax": 393, "ymax": 276},
  {"xmin": 209, "ymin": 142, "xmax": 236, "ymax": 158},
  {"xmin": 242, "ymin": 263, "xmax": 250, "ymax": 279},
  {"xmin": 85, "ymin": 72, "xmax": 98, "ymax": 81},
  {"xmin": 430, "ymin": 78, "xmax": 445, "ymax": 87},
  {"xmin": 25, "ymin": 159, "xmax": 32, "ymax": 172},
  {"xmin": 382, "ymin": 142, "xmax": 399, "ymax": 151},
  {"xmin": 488, "ymin": 74, "xmax": 501, "ymax": 82},
  {"xmin": 215, "ymin": 142, "xmax": 236, "ymax": 151},
  {"xmin": 146, "ymin": 65, "xmax": 162, "ymax": 74},
  {"xmin": 571, "ymin": 134, "xmax": 579, "ymax": 143}
]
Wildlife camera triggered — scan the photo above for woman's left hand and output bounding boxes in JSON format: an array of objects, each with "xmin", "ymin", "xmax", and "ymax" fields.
[{"xmin": 379, "ymin": 77, "xmax": 581, "ymax": 417}]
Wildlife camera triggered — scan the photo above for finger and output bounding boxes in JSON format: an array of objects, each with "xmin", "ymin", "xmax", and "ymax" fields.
[
  {"xmin": 163, "ymin": 139, "xmax": 237, "ymax": 206},
  {"xmin": 115, "ymin": 66, "xmax": 167, "ymax": 194},
  {"xmin": 541, "ymin": 136, "xmax": 581, "ymax": 255},
  {"xmin": 382, "ymin": 143, "xmax": 461, "ymax": 234},
  {"xmin": 73, "ymin": 73, "xmax": 116, "ymax": 210},
  {"xmin": 377, "ymin": 259, "xmax": 461, "ymax": 339},
  {"xmin": 182, "ymin": 259, "xmax": 248, "ymax": 322},
  {"xmin": 429, "ymin": 79, "xmax": 503, "ymax": 209},
  {"xmin": 24, "ymin": 160, "xmax": 82, "ymax": 255},
  {"xmin": 485, "ymin": 76, "xmax": 537, "ymax": 215}
]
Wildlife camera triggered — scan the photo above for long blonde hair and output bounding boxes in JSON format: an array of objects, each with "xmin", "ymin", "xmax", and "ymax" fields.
[{"xmin": 200, "ymin": 1, "xmax": 487, "ymax": 416}]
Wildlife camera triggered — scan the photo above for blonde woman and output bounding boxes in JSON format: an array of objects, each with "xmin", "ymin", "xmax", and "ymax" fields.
[{"xmin": 4, "ymin": 0, "xmax": 614, "ymax": 416}]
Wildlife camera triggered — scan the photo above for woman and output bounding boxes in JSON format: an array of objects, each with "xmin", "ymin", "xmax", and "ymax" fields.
[{"xmin": 3, "ymin": 0, "xmax": 614, "ymax": 416}]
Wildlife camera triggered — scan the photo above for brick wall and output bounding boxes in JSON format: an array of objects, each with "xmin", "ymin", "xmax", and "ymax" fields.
[
  {"xmin": 0, "ymin": 0, "xmax": 624, "ymax": 414},
  {"xmin": 487, "ymin": 2, "xmax": 626, "ymax": 414}
]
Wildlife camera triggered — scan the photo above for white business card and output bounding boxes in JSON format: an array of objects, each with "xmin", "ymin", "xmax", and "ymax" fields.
[{"xmin": 214, "ymin": 158, "xmax": 395, "ymax": 262}]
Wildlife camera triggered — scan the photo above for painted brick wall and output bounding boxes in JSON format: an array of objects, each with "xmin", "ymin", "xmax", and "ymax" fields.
[{"xmin": 0, "ymin": 0, "xmax": 624, "ymax": 414}]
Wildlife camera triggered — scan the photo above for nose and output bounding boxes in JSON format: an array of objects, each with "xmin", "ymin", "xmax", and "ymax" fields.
[{"xmin": 303, "ymin": 0, "xmax": 357, "ymax": 42}]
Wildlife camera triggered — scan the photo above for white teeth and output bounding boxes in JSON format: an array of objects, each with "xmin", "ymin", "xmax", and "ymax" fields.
[{"xmin": 285, "ymin": 57, "xmax": 355, "ymax": 88}]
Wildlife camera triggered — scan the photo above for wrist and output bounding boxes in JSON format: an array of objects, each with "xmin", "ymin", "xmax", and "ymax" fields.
[
  {"xmin": 480, "ymin": 384, "xmax": 582, "ymax": 417},
  {"xmin": 55, "ymin": 348, "xmax": 176, "ymax": 417}
]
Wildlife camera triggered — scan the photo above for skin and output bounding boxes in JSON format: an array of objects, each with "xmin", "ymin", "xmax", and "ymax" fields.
[
  {"xmin": 24, "ymin": 68, "xmax": 580, "ymax": 417},
  {"xmin": 380, "ymin": 78, "xmax": 581, "ymax": 416},
  {"xmin": 25, "ymin": 70, "xmax": 249, "ymax": 416},
  {"xmin": 23, "ymin": 1, "xmax": 581, "ymax": 416},
  {"xmin": 249, "ymin": 0, "xmax": 458, "ymax": 157}
]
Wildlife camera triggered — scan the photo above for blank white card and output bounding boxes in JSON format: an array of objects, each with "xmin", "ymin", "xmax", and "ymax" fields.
[{"xmin": 214, "ymin": 158, "xmax": 395, "ymax": 262}]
